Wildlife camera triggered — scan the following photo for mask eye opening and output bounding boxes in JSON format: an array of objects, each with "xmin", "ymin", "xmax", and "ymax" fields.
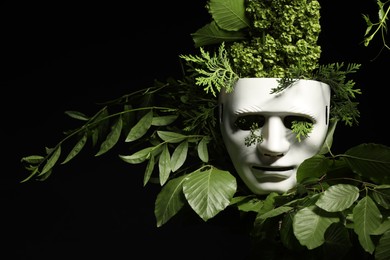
[
  {"xmin": 234, "ymin": 115, "xmax": 265, "ymax": 130},
  {"xmin": 283, "ymin": 115, "xmax": 313, "ymax": 130}
]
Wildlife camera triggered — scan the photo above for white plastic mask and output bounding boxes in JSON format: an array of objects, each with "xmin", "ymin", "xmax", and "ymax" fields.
[{"xmin": 219, "ymin": 78, "xmax": 330, "ymax": 195}]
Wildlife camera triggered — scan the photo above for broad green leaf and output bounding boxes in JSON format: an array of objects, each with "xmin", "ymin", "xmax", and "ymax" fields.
[
  {"xmin": 61, "ymin": 133, "xmax": 88, "ymax": 164},
  {"xmin": 375, "ymin": 230, "xmax": 390, "ymax": 260},
  {"xmin": 293, "ymin": 206, "xmax": 339, "ymax": 250},
  {"xmin": 151, "ymin": 115, "xmax": 178, "ymax": 126},
  {"xmin": 191, "ymin": 21, "xmax": 246, "ymax": 48},
  {"xmin": 371, "ymin": 185, "xmax": 390, "ymax": 209},
  {"xmin": 154, "ymin": 175, "xmax": 187, "ymax": 227},
  {"xmin": 157, "ymin": 131, "xmax": 187, "ymax": 143},
  {"xmin": 183, "ymin": 166, "xmax": 236, "ymax": 221},
  {"xmin": 119, "ymin": 147, "xmax": 153, "ymax": 164},
  {"xmin": 280, "ymin": 212, "xmax": 303, "ymax": 250},
  {"xmin": 254, "ymin": 206, "xmax": 293, "ymax": 228},
  {"xmin": 344, "ymin": 143, "xmax": 390, "ymax": 184},
  {"xmin": 95, "ymin": 116, "xmax": 123, "ymax": 156},
  {"xmin": 170, "ymin": 141, "xmax": 188, "ymax": 172},
  {"xmin": 197, "ymin": 136, "xmax": 209, "ymax": 163},
  {"xmin": 258, "ymin": 205, "xmax": 293, "ymax": 220},
  {"xmin": 209, "ymin": 0, "xmax": 249, "ymax": 31},
  {"xmin": 322, "ymin": 222, "xmax": 352, "ymax": 258},
  {"xmin": 316, "ymin": 184, "xmax": 359, "ymax": 212},
  {"xmin": 158, "ymin": 144, "xmax": 171, "ymax": 185},
  {"xmin": 353, "ymin": 196, "xmax": 382, "ymax": 254},
  {"xmin": 232, "ymin": 196, "xmax": 263, "ymax": 212},
  {"xmin": 258, "ymin": 192, "xmax": 279, "ymax": 214},
  {"xmin": 296, "ymin": 154, "xmax": 329, "ymax": 183},
  {"xmin": 143, "ymin": 155, "xmax": 155, "ymax": 186},
  {"xmin": 125, "ymin": 110, "xmax": 153, "ymax": 142},
  {"xmin": 40, "ymin": 146, "xmax": 61, "ymax": 176},
  {"xmin": 372, "ymin": 218, "xmax": 390, "ymax": 235}
]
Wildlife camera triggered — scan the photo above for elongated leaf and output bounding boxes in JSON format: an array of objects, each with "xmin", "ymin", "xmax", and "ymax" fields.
[
  {"xmin": 158, "ymin": 144, "xmax": 171, "ymax": 185},
  {"xmin": 183, "ymin": 166, "xmax": 236, "ymax": 221},
  {"xmin": 64, "ymin": 110, "xmax": 89, "ymax": 121},
  {"xmin": 21, "ymin": 155, "xmax": 45, "ymax": 164},
  {"xmin": 316, "ymin": 184, "xmax": 359, "ymax": 212},
  {"xmin": 344, "ymin": 143, "xmax": 390, "ymax": 184},
  {"xmin": 293, "ymin": 206, "xmax": 339, "ymax": 250},
  {"xmin": 318, "ymin": 119, "xmax": 337, "ymax": 155},
  {"xmin": 155, "ymin": 175, "xmax": 187, "ymax": 227},
  {"xmin": 197, "ymin": 136, "xmax": 209, "ymax": 163},
  {"xmin": 91, "ymin": 128, "xmax": 99, "ymax": 147},
  {"xmin": 119, "ymin": 147, "xmax": 153, "ymax": 164},
  {"xmin": 61, "ymin": 133, "xmax": 88, "ymax": 164},
  {"xmin": 143, "ymin": 154, "xmax": 155, "ymax": 186},
  {"xmin": 96, "ymin": 116, "xmax": 123, "ymax": 156},
  {"xmin": 375, "ymin": 230, "xmax": 390, "ymax": 260},
  {"xmin": 121, "ymin": 104, "xmax": 135, "ymax": 135},
  {"xmin": 353, "ymin": 196, "xmax": 382, "ymax": 254},
  {"xmin": 40, "ymin": 146, "xmax": 61, "ymax": 176},
  {"xmin": 171, "ymin": 141, "xmax": 188, "ymax": 172},
  {"xmin": 151, "ymin": 115, "xmax": 178, "ymax": 126},
  {"xmin": 157, "ymin": 131, "xmax": 187, "ymax": 143},
  {"xmin": 125, "ymin": 110, "xmax": 153, "ymax": 142},
  {"xmin": 90, "ymin": 107, "xmax": 110, "ymax": 146}
]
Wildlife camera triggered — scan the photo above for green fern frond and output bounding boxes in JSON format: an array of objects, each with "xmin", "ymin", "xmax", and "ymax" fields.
[
  {"xmin": 180, "ymin": 43, "xmax": 239, "ymax": 96},
  {"xmin": 291, "ymin": 121, "xmax": 313, "ymax": 142}
]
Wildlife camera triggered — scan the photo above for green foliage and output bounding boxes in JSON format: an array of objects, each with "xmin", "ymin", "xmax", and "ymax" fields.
[
  {"xmin": 189, "ymin": 0, "xmax": 321, "ymax": 80},
  {"xmin": 311, "ymin": 63, "xmax": 362, "ymax": 127},
  {"xmin": 363, "ymin": 0, "xmax": 390, "ymax": 50},
  {"xmin": 240, "ymin": 143, "xmax": 390, "ymax": 259},
  {"xmin": 179, "ymin": 43, "xmax": 239, "ymax": 96},
  {"xmin": 21, "ymin": 76, "xmax": 390, "ymax": 259},
  {"xmin": 19, "ymin": 0, "xmax": 390, "ymax": 259},
  {"xmin": 20, "ymin": 76, "xmax": 224, "ymax": 184},
  {"xmin": 228, "ymin": 0, "xmax": 321, "ymax": 78},
  {"xmin": 291, "ymin": 120, "xmax": 314, "ymax": 142},
  {"xmin": 244, "ymin": 122, "xmax": 263, "ymax": 147},
  {"xmin": 183, "ymin": 0, "xmax": 362, "ymax": 129}
]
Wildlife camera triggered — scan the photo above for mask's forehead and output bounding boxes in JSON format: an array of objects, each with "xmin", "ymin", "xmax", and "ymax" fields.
[{"xmin": 225, "ymin": 79, "xmax": 330, "ymax": 119}]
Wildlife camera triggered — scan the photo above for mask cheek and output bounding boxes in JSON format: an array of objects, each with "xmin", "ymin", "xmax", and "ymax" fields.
[{"xmin": 291, "ymin": 126, "xmax": 329, "ymax": 155}]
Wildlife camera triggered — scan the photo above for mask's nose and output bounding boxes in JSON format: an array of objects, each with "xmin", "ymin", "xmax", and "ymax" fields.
[{"xmin": 257, "ymin": 116, "xmax": 290, "ymax": 157}]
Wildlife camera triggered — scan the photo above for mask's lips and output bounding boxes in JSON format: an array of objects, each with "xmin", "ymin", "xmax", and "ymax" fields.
[
  {"xmin": 252, "ymin": 166, "xmax": 294, "ymax": 172},
  {"xmin": 251, "ymin": 165, "xmax": 294, "ymax": 182}
]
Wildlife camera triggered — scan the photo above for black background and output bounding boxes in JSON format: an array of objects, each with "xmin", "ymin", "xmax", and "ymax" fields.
[{"xmin": 2, "ymin": 0, "xmax": 389, "ymax": 259}]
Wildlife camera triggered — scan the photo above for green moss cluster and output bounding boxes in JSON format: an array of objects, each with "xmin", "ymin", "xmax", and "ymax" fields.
[{"xmin": 229, "ymin": 0, "xmax": 322, "ymax": 78}]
